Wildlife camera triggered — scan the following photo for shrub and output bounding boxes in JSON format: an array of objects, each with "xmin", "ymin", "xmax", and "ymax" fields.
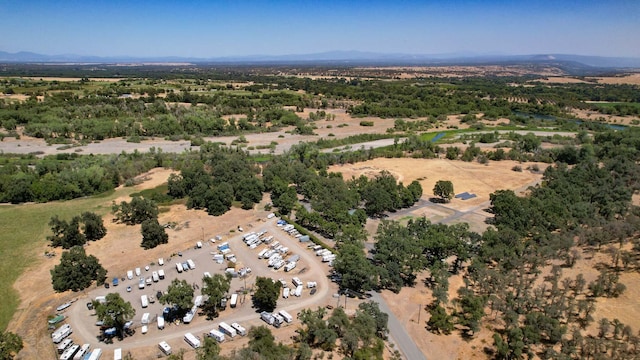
[{"xmin": 360, "ymin": 121, "xmax": 374, "ymax": 127}]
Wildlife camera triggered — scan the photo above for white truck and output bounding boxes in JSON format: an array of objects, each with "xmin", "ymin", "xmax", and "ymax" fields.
[
  {"xmin": 279, "ymin": 310, "xmax": 294, "ymax": 323},
  {"xmin": 176, "ymin": 262, "xmax": 183, "ymax": 273},
  {"xmin": 282, "ymin": 287, "xmax": 290, "ymax": 298},
  {"xmin": 138, "ymin": 277, "xmax": 145, "ymax": 289},
  {"xmin": 209, "ymin": 329, "xmax": 225, "ymax": 343},
  {"xmin": 230, "ymin": 293, "xmax": 238, "ymax": 308},
  {"xmin": 187, "ymin": 259, "xmax": 196, "ymax": 270},
  {"xmin": 152, "ymin": 271, "xmax": 159, "ymax": 282},
  {"xmin": 141, "ymin": 312, "xmax": 150, "ymax": 324},
  {"xmin": 294, "ymin": 285, "xmax": 303, "ymax": 297},
  {"xmin": 273, "ymin": 260, "xmax": 285, "ymax": 270},
  {"xmin": 126, "ymin": 270, "xmax": 133, "ymax": 280},
  {"xmin": 158, "ymin": 269, "xmax": 165, "ymax": 280},
  {"xmin": 141, "ymin": 295, "xmax": 148, "ymax": 308},
  {"xmin": 183, "ymin": 310, "xmax": 195, "ymax": 324},
  {"xmin": 257, "ymin": 248, "xmax": 268, "ymax": 258},
  {"xmin": 273, "ymin": 313, "xmax": 284, "ymax": 328},
  {"xmin": 231, "ymin": 322, "xmax": 247, "ymax": 336},
  {"xmin": 218, "ymin": 322, "xmax": 237, "ymax": 338},
  {"xmin": 135, "ymin": 267, "xmax": 141, "ymax": 276},
  {"xmin": 194, "ymin": 295, "xmax": 203, "ymax": 307},
  {"xmin": 157, "ymin": 316, "xmax": 165, "ymax": 330},
  {"xmin": 292, "ymin": 277, "xmax": 303, "ymax": 287},
  {"xmin": 158, "ymin": 258, "xmax": 164, "ymax": 266}
]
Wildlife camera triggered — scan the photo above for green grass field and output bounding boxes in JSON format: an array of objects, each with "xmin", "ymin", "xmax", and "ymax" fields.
[{"xmin": 0, "ymin": 188, "xmax": 137, "ymax": 331}]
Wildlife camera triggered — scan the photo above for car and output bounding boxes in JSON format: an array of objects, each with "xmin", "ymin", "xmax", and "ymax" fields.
[
  {"xmin": 149, "ymin": 296, "xmax": 155, "ymax": 303},
  {"xmin": 145, "ymin": 265, "xmax": 150, "ymax": 271},
  {"xmin": 104, "ymin": 282, "xmax": 110, "ymax": 289},
  {"xmin": 156, "ymin": 291, "xmax": 163, "ymax": 300},
  {"xmin": 310, "ymin": 288, "xmax": 317, "ymax": 295},
  {"xmin": 178, "ymin": 252, "xmax": 182, "ymax": 257},
  {"xmin": 86, "ymin": 302, "xmax": 93, "ymax": 310},
  {"xmin": 126, "ymin": 286, "xmax": 132, "ymax": 292}
]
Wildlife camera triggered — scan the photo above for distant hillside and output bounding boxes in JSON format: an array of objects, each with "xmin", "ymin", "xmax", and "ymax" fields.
[{"xmin": 1, "ymin": 50, "xmax": 639, "ymax": 73}]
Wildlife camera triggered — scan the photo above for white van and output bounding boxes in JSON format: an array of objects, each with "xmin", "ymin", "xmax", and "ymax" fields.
[
  {"xmin": 141, "ymin": 295, "xmax": 148, "ymax": 308},
  {"xmin": 158, "ymin": 258, "xmax": 164, "ymax": 266},
  {"xmin": 158, "ymin": 341, "xmax": 172, "ymax": 355}
]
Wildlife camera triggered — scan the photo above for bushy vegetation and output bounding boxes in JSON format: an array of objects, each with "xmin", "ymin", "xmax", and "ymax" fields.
[{"xmin": 50, "ymin": 246, "xmax": 107, "ymax": 292}]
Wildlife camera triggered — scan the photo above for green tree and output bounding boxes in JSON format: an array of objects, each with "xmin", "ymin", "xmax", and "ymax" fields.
[
  {"xmin": 455, "ymin": 288, "xmax": 486, "ymax": 336},
  {"xmin": 47, "ymin": 216, "xmax": 86, "ymax": 249},
  {"xmin": 0, "ymin": 331, "xmax": 23, "ymax": 360},
  {"xmin": 357, "ymin": 301, "xmax": 389, "ymax": 339},
  {"xmin": 433, "ymin": 180, "xmax": 454, "ymax": 203},
  {"xmin": 333, "ymin": 243, "xmax": 375, "ymax": 293},
  {"xmin": 252, "ymin": 277, "xmax": 281, "ymax": 312},
  {"xmin": 93, "ymin": 293, "xmax": 135, "ymax": 338},
  {"xmin": 427, "ymin": 304, "xmax": 454, "ymax": 335},
  {"xmin": 112, "ymin": 196, "xmax": 158, "ymax": 225},
  {"xmin": 51, "ymin": 246, "xmax": 107, "ymax": 292},
  {"xmin": 201, "ymin": 273, "xmax": 232, "ymax": 319},
  {"xmin": 196, "ymin": 336, "xmax": 221, "ymax": 360},
  {"xmin": 161, "ymin": 279, "xmax": 194, "ymax": 315},
  {"xmin": 80, "ymin": 212, "xmax": 107, "ymax": 241},
  {"xmin": 140, "ymin": 219, "xmax": 169, "ymax": 249}
]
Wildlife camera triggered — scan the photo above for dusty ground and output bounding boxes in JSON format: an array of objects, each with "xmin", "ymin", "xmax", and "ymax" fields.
[
  {"xmin": 533, "ymin": 73, "xmax": 640, "ymax": 85},
  {"xmin": 570, "ymin": 108, "xmax": 639, "ymax": 125},
  {"xmin": 7, "ymin": 168, "xmax": 271, "ymax": 359},
  {"xmin": 329, "ymin": 158, "xmax": 545, "ymax": 212}
]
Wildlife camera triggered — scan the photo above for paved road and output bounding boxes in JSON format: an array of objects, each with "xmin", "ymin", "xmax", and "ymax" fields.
[{"xmin": 370, "ymin": 292, "xmax": 427, "ymax": 360}]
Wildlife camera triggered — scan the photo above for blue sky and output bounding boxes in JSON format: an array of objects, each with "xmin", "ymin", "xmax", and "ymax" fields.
[{"xmin": 1, "ymin": 0, "xmax": 638, "ymax": 58}]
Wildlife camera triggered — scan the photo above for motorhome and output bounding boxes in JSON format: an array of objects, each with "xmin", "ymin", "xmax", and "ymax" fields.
[
  {"xmin": 158, "ymin": 269, "xmax": 165, "ymax": 279},
  {"xmin": 72, "ymin": 344, "xmax": 90, "ymax": 360},
  {"xmin": 60, "ymin": 344, "xmax": 79, "ymax": 360},
  {"xmin": 135, "ymin": 268, "xmax": 141, "ymax": 276},
  {"xmin": 187, "ymin": 259, "xmax": 196, "ymax": 270},
  {"xmin": 292, "ymin": 277, "xmax": 303, "ymax": 287},
  {"xmin": 209, "ymin": 329, "xmax": 225, "ymax": 343},
  {"xmin": 141, "ymin": 312, "xmax": 150, "ymax": 324},
  {"xmin": 152, "ymin": 271, "xmax": 159, "ymax": 282},
  {"xmin": 230, "ymin": 293, "xmax": 238, "ymax": 308},
  {"xmin": 279, "ymin": 310, "xmax": 294, "ymax": 323},
  {"xmin": 126, "ymin": 270, "xmax": 133, "ymax": 280},
  {"xmin": 231, "ymin": 322, "xmax": 247, "ymax": 336},
  {"xmin": 141, "ymin": 295, "xmax": 148, "ymax": 308},
  {"xmin": 176, "ymin": 262, "xmax": 183, "ymax": 273},
  {"xmin": 86, "ymin": 348, "xmax": 102, "ymax": 360},
  {"xmin": 158, "ymin": 341, "xmax": 172, "ymax": 355},
  {"xmin": 218, "ymin": 322, "xmax": 237, "ymax": 337},
  {"xmin": 157, "ymin": 316, "xmax": 165, "ymax": 330},
  {"xmin": 57, "ymin": 338, "xmax": 73, "ymax": 354},
  {"xmin": 184, "ymin": 333, "xmax": 201, "ymax": 349},
  {"xmin": 113, "ymin": 348, "xmax": 122, "ymax": 360},
  {"xmin": 158, "ymin": 258, "xmax": 164, "ymax": 266},
  {"xmin": 260, "ymin": 311, "xmax": 274, "ymax": 325},
  {"xmin": 282, "ymin": 287, "xmax": 290, "ymax": 298}
]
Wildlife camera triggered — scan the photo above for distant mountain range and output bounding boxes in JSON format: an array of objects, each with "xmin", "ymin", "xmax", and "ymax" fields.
[{"xmin": 1, "ymin": 50, "xmax": 640, "ymax": 69}]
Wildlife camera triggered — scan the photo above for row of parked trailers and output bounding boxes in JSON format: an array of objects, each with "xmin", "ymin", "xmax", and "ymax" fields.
[
  {"xmin": 260, "ymin": 309, "xmax": 294, "ymax": 327},
  {"xmin": 56, "ymin": 340, "xmax": 95, "ymax": 360}
]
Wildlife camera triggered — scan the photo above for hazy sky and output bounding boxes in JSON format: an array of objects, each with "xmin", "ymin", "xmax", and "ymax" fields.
[{"xmin": 1, "ymin": 0, "xmax": 638, "ymax": 58}]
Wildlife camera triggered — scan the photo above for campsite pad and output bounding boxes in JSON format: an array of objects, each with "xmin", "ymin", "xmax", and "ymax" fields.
[{"xmin": 455, "ymin": 192, "xmax": 477, "ymax": 200}]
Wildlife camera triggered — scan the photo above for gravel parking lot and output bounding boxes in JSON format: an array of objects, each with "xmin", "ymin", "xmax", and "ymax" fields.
[{"xmin": 66, "ymin": 217, "xmax": 336, "ymax": 357}]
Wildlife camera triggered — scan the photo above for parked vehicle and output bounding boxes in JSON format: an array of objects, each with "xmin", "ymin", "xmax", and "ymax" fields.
[
  {"xmin": 157, "ymin": 316, "xmax": 165, "ymax": 330},
  {"xmin": 158, "ymin": 269, "xmax": 165, "ymax": 279},
  {"xmin": 152, "ymin": 271, "xmax": 159, "ymax": 282},
  {"xmin": 294, "ymin": 285, "xmax": 303, "ymax": 297},
  {"xmin": 292, "ymin": 277, "xmax": 303, "ymax": 287},
  {"xmin": 112, "ymin": 278, "xmax": 119, "ymax": 287},
  {"xmin": 72, "ymin": 344, "xmax": 90, "ymax": 360},
  {"xmin": 135, "ymin": 268, "xmax": 141, "ymax": 276},
  {"xmin": 184, "ymin": 333, "xmax": 200, "ymax": 349},
  {"xmin": 141, "ymin": 295, "xmax": 148, "ymax": 308},
  {"xmin": 231, "ymin": 322, "xmax": 247, "ymax": 336},
  {"xmin": 60, "ymin": 343, "xmax": 79, "ymax": 360},
  {"xmin": 158, "ymin": 258, "xmax": 164, "ymax": 266},
  {"xmin": 114, "ymin": 348, "xmax": 122, "ymax": 360},
  {"xmin": 282, "ymin": 287, "xmax": 290, "ymax": 298},
  {"xmin": 141, "ymin": 312, "xmax": 150, "ymax": 324},
  {"xmin": 260, "ymin": 311, "xmax": 274, "ymax": 325},
  {"xmin": 176, "ymin": 263, "xmax": 183, "ymax": 273},
  {"xmin": 57, "ymin": 338, "xmax": 73, "ymax": 354},
  {"xmin": 284, "ymin": 262, "xmax": 296, "ymax": 272},
  {"xmin": 208, "ymin": 329, "xmax": 225, "ymax": 343},
  {"xmin": 279, "ymin": 310, "xmax": 294, "ymax": 323},
  {"xmin": 158, "ymin": 341, "xmax": 172, "ymax": 355},
  {"xmin": 138, "ymin": 277, "xmax": 145, "ymax": 289},
  {"xmin": 85, "ymin": 348, "xmax": 102, "ymax": 360},
  {"xmin": 187, "ymin": 259, "xmax": 196, "ymax": 270},
  {"xmin": 219, "ymin": 322, "xmax": 237, "ymax": 338},
  {"xmin": 230, "ymin": 293, "xmax": 238, "ymax": 308},
  {"xmin": 127, "ymin": 270, "xmax": 133, "ymax": 280}
]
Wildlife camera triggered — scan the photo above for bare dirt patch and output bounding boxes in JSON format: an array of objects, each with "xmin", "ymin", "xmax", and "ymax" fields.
[{"xmin": 329, "ymin": 158, "xmax": 546, "ymax": 212}]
